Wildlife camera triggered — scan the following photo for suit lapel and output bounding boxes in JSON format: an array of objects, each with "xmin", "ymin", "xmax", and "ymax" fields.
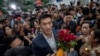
[
  {"xmin": 40, "ymin": 33, "xmax": 54, "ymax": 53},
  {"xmin": 53, "ymin": 30, "xmax": 59, "ymax": 49},
  {"xmin": 39, "ymin": 30, "xmax": 58, "ymax": 53}
]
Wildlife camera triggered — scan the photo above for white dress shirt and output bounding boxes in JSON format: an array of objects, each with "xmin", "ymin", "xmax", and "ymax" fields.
[{"xmin": 43, "ymin": 33, "xmax": 57, "ymax": 53}]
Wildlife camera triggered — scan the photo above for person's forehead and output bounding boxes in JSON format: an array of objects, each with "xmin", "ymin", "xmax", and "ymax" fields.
[
  {"xmin": 5, "ymin": 27, "xmax": 10, "ymax": 29},
  {"xmin": 82, "ymin": 24, "xmax": 89, "ymax": 27},
  {"xmin": 40, "ymin": 18, "xmax": 52, "ymax": 22}
]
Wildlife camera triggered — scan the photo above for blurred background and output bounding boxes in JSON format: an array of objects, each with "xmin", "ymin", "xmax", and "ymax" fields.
[{"xmin": 0, "ymin": 0, "xmax": 100, "ymax": 14}]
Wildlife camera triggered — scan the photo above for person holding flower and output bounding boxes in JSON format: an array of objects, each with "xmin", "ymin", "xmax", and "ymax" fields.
[
  {"xmin": 75, "ymin": 21, "xmax": 92, "ymax": 56},
  {"xmin": 32, "ymin": 13, "xmax": 77, "ymax": 56},
  {"xmin": 80, "ymin": 29, "xmax": 100, "ymax": 56},
  {"xmin": 56, "ymin": 23, "xmax": 78, "ymax": 56}
]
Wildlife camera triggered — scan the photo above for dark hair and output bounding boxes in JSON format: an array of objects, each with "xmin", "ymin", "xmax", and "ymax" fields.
[
  {"xmin": 3, "ymin": 26, "xmax": 14, "ymax": 36},
  {"xmin": 0, "ymin": 20, "xmax": 3, "ymax": 24},
  {"xmin": 97, "ymin": 19, "xmax": 100, "ymax": 29},
  {"xmin": 3, "ymin": 19, "xmax": 8, "ymax": 23},
  {"xmin": 14, "ymin": 14, "xmax": 21, "ymax": 18},
  {"xmin": 4, "ymin": 46, "xmax": 32, "ymax": 56},
  {"xmin": 77, "ymin": 1, "xmax": 80, "ymax": 5},
  {"xmin": 82, "ymin": 7, "xmax": 89, "ymax": 15},
  {"xmin": 4, "ymin": 26, "xmax": 12, "ymax": 30},
  {"xmin": 38, "ymin": 13, "xmax": 52, "ymax": 24},
  {"xmin": 35, "ymin": 6, "xmax": 44, "ymax": 12},
  {"xmin": 3, "ymin": 35, "xmax": 19, "ymax": 46},
  {"xmin": 33, "ymin": 20, "xmax": 39, "ymax": 27},
  {"xmin": 64, "ymin": 12, "xmax": 72, "ymax": 17},
  {"xmin": 81, "ymin": 21, "xmax": 92, "ymax": 28},
  {"xmin": 59, "ymin": 9, "xmax": 66, "ymax": 12},
  {"xmin": 94, "ymin": 29, "xmax": 100, "ymax": 43}
]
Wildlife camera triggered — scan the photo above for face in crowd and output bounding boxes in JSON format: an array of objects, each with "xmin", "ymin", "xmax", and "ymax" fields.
[
  {"xmin": 64, "ymin": 14, "xmax": 73, "ymax": 23},
  {"xmin": 81, "ymin": 22, "xmax": 91, "ymax": 35},
  {"xmin": 89, "ymin": 30, "xmax": 100, "ymax": 44},
  {"xmin": 38, "ymin": 14, "xmax": 53, "ymax": 35},
  {"xmin": 4, "ymin": 26, "xmax": 13, "ymax": 36}
]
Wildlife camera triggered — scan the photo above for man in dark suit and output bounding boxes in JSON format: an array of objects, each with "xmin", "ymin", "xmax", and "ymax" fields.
[
  {"xmin": 58, "ymin": 12, "xmax": 76, "ymax": 34},
  {"xmin": 32, "ymin": 14, "xmax": 58, "ymax": 56}
]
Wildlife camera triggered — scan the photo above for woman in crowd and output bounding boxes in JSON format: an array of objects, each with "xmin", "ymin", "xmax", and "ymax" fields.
[
  {"xmin": 77, "ymin": 21, "xmax": 92, "ymax": 41},
  {"xmin": 76, "ymin": 17, "xmax": 84, "ymax": 33},
  {"xmin": 80, "ymin": 29, "xmax": 100, "ymax": 56},
  {"xmin": 75, "ymin": 21, "xmax": 92, "ymax": 56},
  {"xmin": 3, "ymin": 26, "xmax": 23, "ymax": 47},
  {"xmin": 3, "ymin": 26, "xmax": 15, "ymax": 39},
  {"xmin": 0, "ymin": 26, "xmax": 24, "ymax": 56},
  {"xmin": 33, "ymin": 20, "xmax": 40, "ymax": 36}
]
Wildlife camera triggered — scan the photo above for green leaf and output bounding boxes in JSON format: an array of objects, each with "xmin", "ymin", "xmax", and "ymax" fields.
[
  {"xmin": 70, "ymin": 41, "xmax": 77, "ymax": 48},
  {"xmin": 42, "ymin": 0, "xmax": 49, "ymax": 4}
]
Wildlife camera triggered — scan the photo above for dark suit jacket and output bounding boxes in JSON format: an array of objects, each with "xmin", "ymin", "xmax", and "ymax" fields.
[
  {"xmin": 32, "ymin": 30, "xmax": 58, "ymax": 56},
  {"xmin": 58, "ymin": 21, "xmax": 76, "ymax": 34}
]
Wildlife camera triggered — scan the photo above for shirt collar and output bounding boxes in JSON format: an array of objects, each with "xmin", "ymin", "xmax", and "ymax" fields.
[{"xmin": 42, "ymin": 32, "xmax": 54, "ymax": 40}]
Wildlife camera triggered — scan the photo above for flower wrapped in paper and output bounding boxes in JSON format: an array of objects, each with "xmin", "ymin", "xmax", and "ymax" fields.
[{"xmin": 56, "ymin": 29, "xmax": 77, "ymax": 56}]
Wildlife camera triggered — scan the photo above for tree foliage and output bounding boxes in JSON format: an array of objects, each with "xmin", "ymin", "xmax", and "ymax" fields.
[
  {"xmin": 0, "ymin": 0, "xmax": 3, "ymax": 6},
  {"xmin": 42, "ymin": 0, "xmax": 49, "ymax": 4}
]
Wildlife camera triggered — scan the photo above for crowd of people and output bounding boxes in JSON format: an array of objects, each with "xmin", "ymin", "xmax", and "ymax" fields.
[{"xmin": 0, "ymin": 1, "xmax": 100, "ymax": 56}]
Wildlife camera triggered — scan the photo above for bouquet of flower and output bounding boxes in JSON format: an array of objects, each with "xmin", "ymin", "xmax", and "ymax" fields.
[{"xmin": 56, "ymin": 29, "xmax": 77, "ymax": 56}]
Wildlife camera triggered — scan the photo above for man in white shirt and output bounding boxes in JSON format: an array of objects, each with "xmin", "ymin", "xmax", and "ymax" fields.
[
  {"xmin": 43, "ymin": 32, "xmax": 57, "ymax": 53},
  {"xmin": 32, "ymin": 13, "xmax": 58, "ymax": 56}
]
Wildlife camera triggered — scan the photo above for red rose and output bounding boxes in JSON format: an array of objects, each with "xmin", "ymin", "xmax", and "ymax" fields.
[
  {"xmin": 58, "ymin": 30, "xmax": 66, "ymax": 41},
  {"xmin": 58, "ymin": 29, "xmax": 76, "ymax": 42},
  {"xmin": 58, "ymin": 29, "xmax": 77, "ymax": 51},
  {"xmin": 70, "ymin": 33, "xmax": 76, "ymax": 40},
  {"xmin": 63, "ymin": 35, "xmax": 70, "ymax": 42}
]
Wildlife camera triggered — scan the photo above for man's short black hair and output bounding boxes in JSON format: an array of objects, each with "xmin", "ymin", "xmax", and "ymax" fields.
[
  {"xmin": 64, "ymin": 12, "xmax": 72, "ymax": 17},
  {"xmin": 82, "ymin": 7, "xmax": 89, "ymax": 15},
  {"xmin": 38, "ymin": 13, "xmax": 52, "ymax": 24}
]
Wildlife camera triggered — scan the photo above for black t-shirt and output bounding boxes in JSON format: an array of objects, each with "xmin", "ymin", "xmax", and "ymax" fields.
[
  {"xmin": 0, "ymin": 30, "xmax": 4, "ymax": 44},
  {"xmin": 0, "ymin": 44, "xmax": 11, "ymax": 56},
  {"xmin": 4, "ymin": 46, "xmax": 32, "ymax": 56},
  {"xmin": 23, "ymin": 29, "xmax": 32, "ymax": 46}
]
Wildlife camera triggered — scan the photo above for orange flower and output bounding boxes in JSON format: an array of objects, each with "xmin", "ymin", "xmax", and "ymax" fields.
[{"xmin": 56, "ymin": 48, "xmax": 64, "ymax": 56}]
